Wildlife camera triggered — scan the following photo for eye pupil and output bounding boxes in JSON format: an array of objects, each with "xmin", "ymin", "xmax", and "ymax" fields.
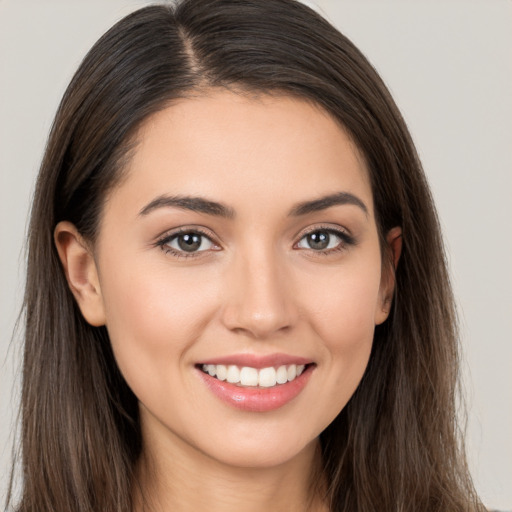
[
  {"xmin": 308, "ymin": 231, "xmax": 329, "ymax": 250},
  {"xmin": 177, "ymin": 233, "xmax": 202, "ymax": 252}
]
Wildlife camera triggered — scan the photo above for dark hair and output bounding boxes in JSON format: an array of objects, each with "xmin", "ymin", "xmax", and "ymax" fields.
[{"xmin": 8, "ymin": 1, "xmax": 484, "ymax": 510}]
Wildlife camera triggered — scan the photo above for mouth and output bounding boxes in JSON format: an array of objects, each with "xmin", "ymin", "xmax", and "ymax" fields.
[
  {"xmin": 199, "ymin": 363, "xmax": 308, "ymax": 388},
  {"xmin": 195, "ymin": 358, "xmax": 315, "ymax": 412}
]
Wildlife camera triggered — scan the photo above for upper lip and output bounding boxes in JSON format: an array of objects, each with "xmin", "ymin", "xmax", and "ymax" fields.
[{"xmin": 197, "ymin": 353, "xmax": 313, "ymax": 369}]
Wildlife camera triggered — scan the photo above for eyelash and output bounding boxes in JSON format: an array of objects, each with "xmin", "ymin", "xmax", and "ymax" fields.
[
  {"xmin": 295, "ymin": 226, "xmax": 356, "ymax": 256},
  {"xmin": 155, "ymin": 225, "xmax": 356, "ymax": 259},
  {"xmin": 155, "ymin": 227, "xmax": 218, "ymax": 259}
]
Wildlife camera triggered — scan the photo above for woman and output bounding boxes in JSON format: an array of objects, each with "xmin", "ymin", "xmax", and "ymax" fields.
[{"xmin": 6, "ymin": 0, "xmax": 486, "ymax": 510}]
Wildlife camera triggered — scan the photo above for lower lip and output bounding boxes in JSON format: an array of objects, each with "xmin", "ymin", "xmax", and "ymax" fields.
[{"xmin": 197, "ymin": 365, "xmax": 314, "ymax": 412}]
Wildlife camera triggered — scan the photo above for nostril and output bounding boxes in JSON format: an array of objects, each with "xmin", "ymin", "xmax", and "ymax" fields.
[
  {"xmin": 221, "ymin": 302, "xmax": 296, "ymax": 339},
  {"xmin": 219, "ymin": 262, "xmax": 299, "ymax": 338}
]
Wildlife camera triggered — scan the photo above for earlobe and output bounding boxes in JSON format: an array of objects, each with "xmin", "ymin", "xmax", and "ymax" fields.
[
  {"xmin": 54, "ymin": 221, "xmax": 106, "ymax": 326},
  {"xmin": 375, "ymin": 226, "xmax": 402, "ymax": 325}
]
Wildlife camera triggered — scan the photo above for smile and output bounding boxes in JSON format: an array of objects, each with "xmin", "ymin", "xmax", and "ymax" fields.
[
  {"xmin": 201, "ymin": 363, "xmax": 306, "ymax": 388},
  {"xmin": 197, "ymin": 358, "xmax": 314, "ymax": 412}
]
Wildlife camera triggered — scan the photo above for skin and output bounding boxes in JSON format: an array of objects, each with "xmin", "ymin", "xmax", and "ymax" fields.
[{"xmin": 55, "ymin": 90, "xmax": 401, "ymax": 512}]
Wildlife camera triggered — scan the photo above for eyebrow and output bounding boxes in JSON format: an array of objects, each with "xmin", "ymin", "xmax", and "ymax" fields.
[
  {"xmin": 138, "ymin": 191, "xmax": 368, "ymax": 219},
  {"xmin": 139, "ymin": 195, "xmax": 235, "ymax": 218},
  {"xmin": 288, "ymin": 192, "xmax": 368, "ymax": 217}
]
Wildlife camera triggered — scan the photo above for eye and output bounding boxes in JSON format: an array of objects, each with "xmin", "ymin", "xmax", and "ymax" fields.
[
  {"xmin": 296, "ymin": 229, "xmax": 348, "ymax": 251},
  {"xmin": 158, "ymin": 230, "xmax": 217, "ymax": 255}
]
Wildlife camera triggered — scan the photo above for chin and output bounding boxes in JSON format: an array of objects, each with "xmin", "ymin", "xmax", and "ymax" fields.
[
  {"xmin": 190, "ymin": 420, "xmax": 322, "ymax": 471},
  {"xmin": 208, "ymin": 439, "xmax": 318, "ymax": 470}
]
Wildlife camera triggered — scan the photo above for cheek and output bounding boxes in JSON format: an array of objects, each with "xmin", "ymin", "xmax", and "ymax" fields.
[
  {"xmin": 299, "ymin": 257, "xmax": 382, "ymax": 410},
  {"xmin": 98, "ymin": 252, "xmax": 219, "ymax": 398},
  {"xmin": 305, "ymin": 262, "xmax": 382, "ymax": 351}
]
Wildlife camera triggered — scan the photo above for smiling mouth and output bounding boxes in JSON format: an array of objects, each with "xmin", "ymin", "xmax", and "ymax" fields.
[{"xmin": 199, "ymin": 363, "xmax": 310, "ymax": 388}]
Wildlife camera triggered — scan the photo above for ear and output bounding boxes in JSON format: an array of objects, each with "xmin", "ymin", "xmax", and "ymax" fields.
[
  {"xmin": 54, "ymin": 221, "xmax": 106, "ymax": 326},
  {"xmin": 375, "ymin": 226, "xmax": 402, "ymax": 325}
]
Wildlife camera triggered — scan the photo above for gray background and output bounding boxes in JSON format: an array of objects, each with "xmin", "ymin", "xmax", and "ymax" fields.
[{"xmin": 1, "ymin": 0, "xmax": 510, "ymax": 508}]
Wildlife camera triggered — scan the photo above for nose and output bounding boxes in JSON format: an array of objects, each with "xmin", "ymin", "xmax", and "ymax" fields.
[{"xmin": 220, "ymin": 248, "xmax": 298, "ymax": 339}]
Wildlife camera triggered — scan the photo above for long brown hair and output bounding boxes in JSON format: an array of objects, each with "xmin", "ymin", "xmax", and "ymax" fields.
[{"xmin": 7, "ymin": 1, "xmax": 484, "ymax": 510}]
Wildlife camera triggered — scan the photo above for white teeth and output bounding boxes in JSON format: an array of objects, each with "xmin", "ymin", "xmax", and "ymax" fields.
[
  {"xmin": 201, "ymin": 363, "xmax": 309, "ymax": 387},
  {"xmin": 258, "ymin": 367, "xmax": 276, "ymax": 387},
  {"xmin": 216, "ymin": 364, "xmax": 227, "ymax": 381},
  {"xmin": 276, "ymin": 365, "xmax": 288, "ymax": 384},
  {"xmin": 240, "ymin": 367, "xmax": 259, "ymax": 386},
  {"xmin": 226, "ymin": 365, "xmax": 240, "ymax": 384}
]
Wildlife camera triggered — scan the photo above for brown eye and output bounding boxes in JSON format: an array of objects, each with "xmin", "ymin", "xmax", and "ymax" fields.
[
  {"xmin": 177, "ymin": 233, "xmax": 202, "ymax": 252},
  {"xmin": 296, "ymin": 229, "xmax": 354, "ymax": 252},
  {"xmin": 297, "ymin": 230, "xmax": 342, "ymax": 251},
  {"xmin": 166, "ymin": 232, "xmax": 215, "ymax": 253},
  {"xmin": 306, "ymin": 231, "xmax": 330, "ymax": 250}
]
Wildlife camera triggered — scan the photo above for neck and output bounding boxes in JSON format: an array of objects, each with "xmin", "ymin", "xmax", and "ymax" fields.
[{"xmin": 133, "ymin": 422, "xmax": 327, "ymax": 512}]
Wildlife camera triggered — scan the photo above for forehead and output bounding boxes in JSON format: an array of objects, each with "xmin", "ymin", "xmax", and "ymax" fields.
[{"xmin": 113, "ymin": 90, "xmax": 373, "ymax": 217}]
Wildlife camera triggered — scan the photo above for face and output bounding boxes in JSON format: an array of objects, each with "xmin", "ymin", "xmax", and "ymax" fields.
[{"xmin": 61, "ymin": 91, "xmax": 396, "ymax": 470}]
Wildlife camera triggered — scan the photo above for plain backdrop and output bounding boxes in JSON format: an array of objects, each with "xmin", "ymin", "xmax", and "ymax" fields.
[{"xmin": 1, "ymin": 0, "xmax": 510, "ymax": 508}]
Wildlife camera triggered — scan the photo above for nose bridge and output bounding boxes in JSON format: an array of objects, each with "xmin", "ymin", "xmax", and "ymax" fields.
[{"xmin": 221, "ymin": 240, "xmax": 297, "ymax": 338}]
